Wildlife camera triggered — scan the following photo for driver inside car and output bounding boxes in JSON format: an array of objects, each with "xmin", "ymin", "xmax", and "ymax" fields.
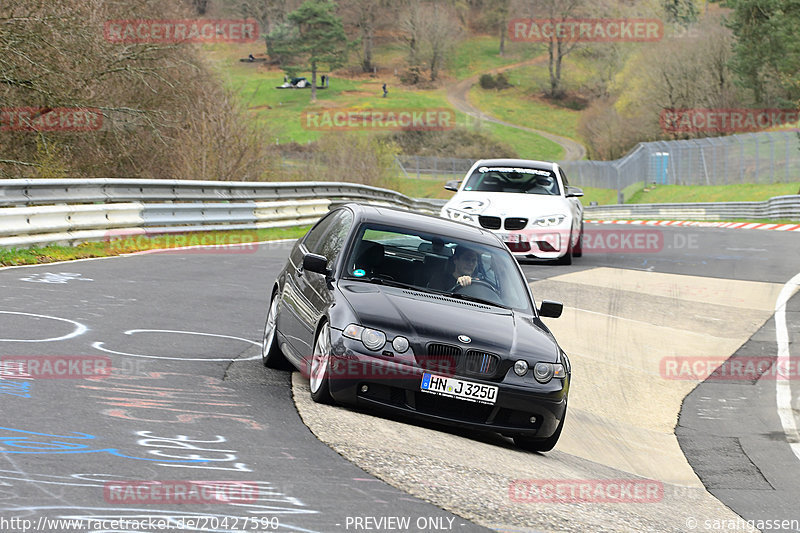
[{"xmin": 427, "ymin": 244, "xmax": 479, "ymax": 291}]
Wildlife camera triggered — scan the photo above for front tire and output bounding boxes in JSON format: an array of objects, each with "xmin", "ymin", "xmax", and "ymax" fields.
[
  {"xmin": 556, "ymin": 233, "xmax": 573, "ymax": 265},
  {"xmin": 262, "ymin": 291, "xmax": 288, "ymax": 368},
  {"xmin": 572, "ymin": 222, "xmax": 584, "ymax": 258},
  {"xmin": 309, "ymin": 321, "xmax": 334, "ymax": 404}
]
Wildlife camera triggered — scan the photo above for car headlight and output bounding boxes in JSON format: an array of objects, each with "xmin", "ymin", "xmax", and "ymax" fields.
[
  {"xmin": 533, "ymin": 362, "xmax": 566, "ymax": 383},
  {"xmin": 531, "ymin": 214, "xmax": 567, "ymax": 227},
  {"xmin": 343, "ymin": 324, "xmax": 387, "ymax": 351},
  {"xmin": 392, "ymin": 336, "xmax": 410, "ymax": 353},
  {"xmin": 513, "ymin": 360, "xmax": 529, "ymax": 376}
]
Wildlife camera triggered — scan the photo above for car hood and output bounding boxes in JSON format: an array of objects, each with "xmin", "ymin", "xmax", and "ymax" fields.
[
  {"xmin": 338, "ymin": 282, "xmax": 560, "ymax": 361},
  {"xmin": 444, "ymin": 191, "xmax": 570, "ymax": 216}
]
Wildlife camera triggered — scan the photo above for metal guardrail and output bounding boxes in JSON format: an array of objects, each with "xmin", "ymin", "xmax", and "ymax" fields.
[
  {"xmin": 584, "ymin": 195, "xmax": 800, "ymax": 221},
  {"xmin": 0, "ymin": 178, "xmax": 797, "ymax": 249},
  {"xmin": 0, "ymin": 179, "xmax": 444, "ymax": 248}
]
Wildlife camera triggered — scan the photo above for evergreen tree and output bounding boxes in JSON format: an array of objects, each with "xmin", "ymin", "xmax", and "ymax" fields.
[
  {"xmin": 727, "ymin": 0, "xmax": 800, "ymax": 105},
  {"xmin": 269, "ymin": 0, "xmax": 352, "ymax": 102}
]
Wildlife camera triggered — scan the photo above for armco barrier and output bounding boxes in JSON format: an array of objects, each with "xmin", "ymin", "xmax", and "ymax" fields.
[
  {"xmin": 0, "ymin": 179, "xmax": 444, "ymax": 249},
  {"xmin": 583, "ymin": 195, "xmax": 800, "ymax": 221},
  {"xmin": 0, "ymin": 178, "xmax": 796, "ymax": 249}
]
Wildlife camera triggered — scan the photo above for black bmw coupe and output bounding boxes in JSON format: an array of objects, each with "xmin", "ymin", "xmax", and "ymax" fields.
[{"xmin": 262, "ymin": 203, "xmax": 570, "ymax": 452}]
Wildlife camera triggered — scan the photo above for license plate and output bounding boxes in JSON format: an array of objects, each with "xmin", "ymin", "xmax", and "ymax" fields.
[
  {"xmin": 498, "ymin": 232, "xmax": 521, "ymax": 244},
  {"xmin": 420, "ymin": 373, "xmax": 498, "ymax": 405}
]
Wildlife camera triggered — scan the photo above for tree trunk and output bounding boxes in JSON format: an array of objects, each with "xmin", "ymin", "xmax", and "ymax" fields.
[
  {"xmin": 499, "ymin": 18, "xmax": 506, "ymax": 56},
  {"xmin": 311, "ymin": 61, "xmax": 317, "ymax": 103},
  {"xmin": 547, "ymin": 39, "xmax": 556, "ymax": 96},
  {"xmin": 362, "ymin": 26, "xmax": 374, "ymax": 72},
  {"xmin": 554, "ymin": 39, "xmax": 563, "ymax": 97}
]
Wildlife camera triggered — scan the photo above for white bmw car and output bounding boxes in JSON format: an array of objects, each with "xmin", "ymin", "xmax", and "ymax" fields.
[{"xmin": 440, "ymin": 159, "xmax": 584, "ymax": 264}]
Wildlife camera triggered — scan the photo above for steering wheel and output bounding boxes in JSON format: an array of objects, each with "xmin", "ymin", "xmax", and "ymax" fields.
[{"xmin": 449, "ymin": 279, "xmax": 498, "ymax": 294}]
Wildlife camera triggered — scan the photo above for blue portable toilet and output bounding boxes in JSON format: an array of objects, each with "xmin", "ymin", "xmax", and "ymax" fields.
[{"xmin": 650, "ymin": 152, "xmax": 669, "ymax": 185}]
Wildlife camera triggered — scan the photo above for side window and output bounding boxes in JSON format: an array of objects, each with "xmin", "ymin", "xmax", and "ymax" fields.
[
  {"xmin": 317, "ymin": 210, "xmax": 354, "ymax": 263},
  {"xmin": 302, "ymin": 211, "xmax": 339, "ymax": 255}
]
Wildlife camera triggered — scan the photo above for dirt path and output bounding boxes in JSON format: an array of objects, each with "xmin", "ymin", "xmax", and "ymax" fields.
[{"xmin": 446, "ymin": 56, "xmax": 587, "ymax": 161}]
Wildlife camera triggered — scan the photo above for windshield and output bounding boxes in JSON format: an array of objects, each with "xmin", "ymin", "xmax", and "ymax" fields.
[
  {"xmin": 343, "ymin": 224, "xmax": 533, "ymax": 313},
  {"xmin": 463, "ymin": 165, "xmax": 561, "ymax": 195}
]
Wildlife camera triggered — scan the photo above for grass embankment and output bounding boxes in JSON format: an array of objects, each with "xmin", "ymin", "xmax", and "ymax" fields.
[
  {"xmin": 627, "ymin": 183, "xmax": 800, "ymax": 204},
  {"xmin": 450, "ymin": 36, "xmax": 542, "ymax": 80},
  {"xmin": 0, "ymin": 226, "xmax": 310, "ymax": 267},
  {"xmin": 205, "ymin": 42, "xmax": 561, "ymax": 159}
]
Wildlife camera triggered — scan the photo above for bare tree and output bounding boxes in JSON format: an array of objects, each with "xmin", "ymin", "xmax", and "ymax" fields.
[
  {"xmin": 234, "ymin": 0, "xmax": 300, "ymax": 55},
  {"xmin": 340, "ymin": 0, "xmax": 393, "ymax": 73},
  {"xmin": 400, "ymin": 1, "xmax": 462, "ymax": 82},
  {"xmin": 0, "ymin": 0, "xmax": 277, "ymax": 180},
  {"xmin": 515, "ymin": 0, "xmax": 587, "ymax": 98}
]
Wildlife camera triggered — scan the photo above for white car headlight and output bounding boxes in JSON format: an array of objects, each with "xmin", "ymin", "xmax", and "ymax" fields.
[
  {"xmin": 531, "ymin": 214, "xmax": 567, "ymax": 227},
  {"xmin": 343, "ymin": 324, "xmax": 387, "ymax": 351}
]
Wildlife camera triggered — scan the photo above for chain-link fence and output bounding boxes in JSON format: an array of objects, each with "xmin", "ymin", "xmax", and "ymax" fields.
[
  {"xmin": 283, "ymin": 131, "xmax": 800, "ymax": 200},
  {"xmin": 560, "ymin": 131, "xmax": 800, "ymax": 197},
  {"xmin": 394, "ymin": 155, "xmax": 477, "ymax": 179}
]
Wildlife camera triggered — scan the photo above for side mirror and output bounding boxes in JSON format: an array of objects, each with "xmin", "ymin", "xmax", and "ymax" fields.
[
  {"xmin": 303, "ymin": 253, "xmax": 331, "ymax": 277},
  {"xmin": 538, "ymin": 300, "xmax": 563, "ymax": 318},
  {"xmin": 566, "ymin": 186, "xmax": 584, "ymax": 198},
  {"xmin": 444, "ymin": 180, "xmax": 461, "ymax": 192}
]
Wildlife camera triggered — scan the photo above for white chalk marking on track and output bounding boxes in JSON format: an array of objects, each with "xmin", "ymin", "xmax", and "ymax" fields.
[
  {"xmin": 0, "ymin": 311, "xmax": 88, "ymax": 342},
  {"xmin": 92, "ymin": 329, "xmax": 260, "ymax": 361},
  {"xmin": 775, "ymin": 272, "xmax": 800, "ymax": 462}
]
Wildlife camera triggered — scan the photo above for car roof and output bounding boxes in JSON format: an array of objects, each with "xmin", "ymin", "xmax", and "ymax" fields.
[
  {"xmin": 471, "ymin": 158, "xmax": 559, "ymax": 172},
  {"xmin": 341, "ymin": 203, "xmax": 504, "ymax": 248}
]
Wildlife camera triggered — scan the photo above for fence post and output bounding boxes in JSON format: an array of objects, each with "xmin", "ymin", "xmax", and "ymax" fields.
[
  {"xmin": 416, "ymin": 156, "xmax": 420, "ymax": 179},
  {"xmin": 755, "ymin": 135, "xmax": 760, "ymax": 182},
  {"xmin": 786, "ymin": 131, "xmax": 792, "ymax": 182},
  {"xmin": 739, "ymin": 136, "xmax": 745, "ymax": 183},
  {"xmin": 766, "ymin": 132, "xmax": 775, "ymax": 183}
]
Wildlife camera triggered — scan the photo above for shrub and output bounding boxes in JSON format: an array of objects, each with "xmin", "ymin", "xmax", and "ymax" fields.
[{"xmin": 479, "ymin": 73, "xmax": 497, "ymax": 89}]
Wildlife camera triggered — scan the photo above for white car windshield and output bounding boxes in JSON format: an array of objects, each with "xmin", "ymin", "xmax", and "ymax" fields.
[
  {"xmin": 463, "ymin": 166, "xmax": 561, "ymax": 196},
  {"xmin": 344, "ymin": 224, "xmax": 533, "ymax": 313}
]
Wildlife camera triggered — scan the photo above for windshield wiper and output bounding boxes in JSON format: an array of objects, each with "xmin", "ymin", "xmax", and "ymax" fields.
[
  {"xmin": 362, "ymin": 277, "xmax": 421, "ymax": 291},
  {"xmin": 440, "ymin": 291, "xmax": 510, "ymax": 309}
]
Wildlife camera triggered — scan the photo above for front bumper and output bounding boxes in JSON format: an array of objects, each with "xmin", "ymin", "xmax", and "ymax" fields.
[
  {"xmin": 325, "ymin": 335, "xmax": 569, "ymax": 439},
  {"xmin": 497, "ymin": 228, "xmax": 572, "ymax": 260}
]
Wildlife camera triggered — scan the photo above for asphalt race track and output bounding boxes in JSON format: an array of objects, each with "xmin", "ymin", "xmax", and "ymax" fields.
[{"xmin": 0, "ymin": 223, "xmax": 798, "ymax": 533}]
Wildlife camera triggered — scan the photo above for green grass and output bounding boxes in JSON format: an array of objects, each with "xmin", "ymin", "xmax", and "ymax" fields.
[
  {"xmin": 476, "ymin": 119, "xmax": 564, "ymax": 160},
  {"xmin": 469, "ymin": 85, "xmax": 582, "ymax": 142},
  {"xmin": 203, "ymin": 42, "xmax": 565, "ymax": 157},
  {"xmin": 0, "ymin": 226, "xmax": 310, "ymax": 267},
  {"xmin": 626, "ymin": 183, "xmax": 800, "ymax": 204},
  {"xmin": 450, "ymin": 36, "xmax": 543, "ymax": 80},
  {"xmin": 579, "ymin": 187, "xmax": 618, "ymax": 206}
]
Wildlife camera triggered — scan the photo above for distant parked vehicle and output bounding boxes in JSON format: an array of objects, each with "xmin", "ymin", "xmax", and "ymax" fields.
[{"xmin": 441, "ymin": 159, "xmax": 584, "ymax": 265}]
